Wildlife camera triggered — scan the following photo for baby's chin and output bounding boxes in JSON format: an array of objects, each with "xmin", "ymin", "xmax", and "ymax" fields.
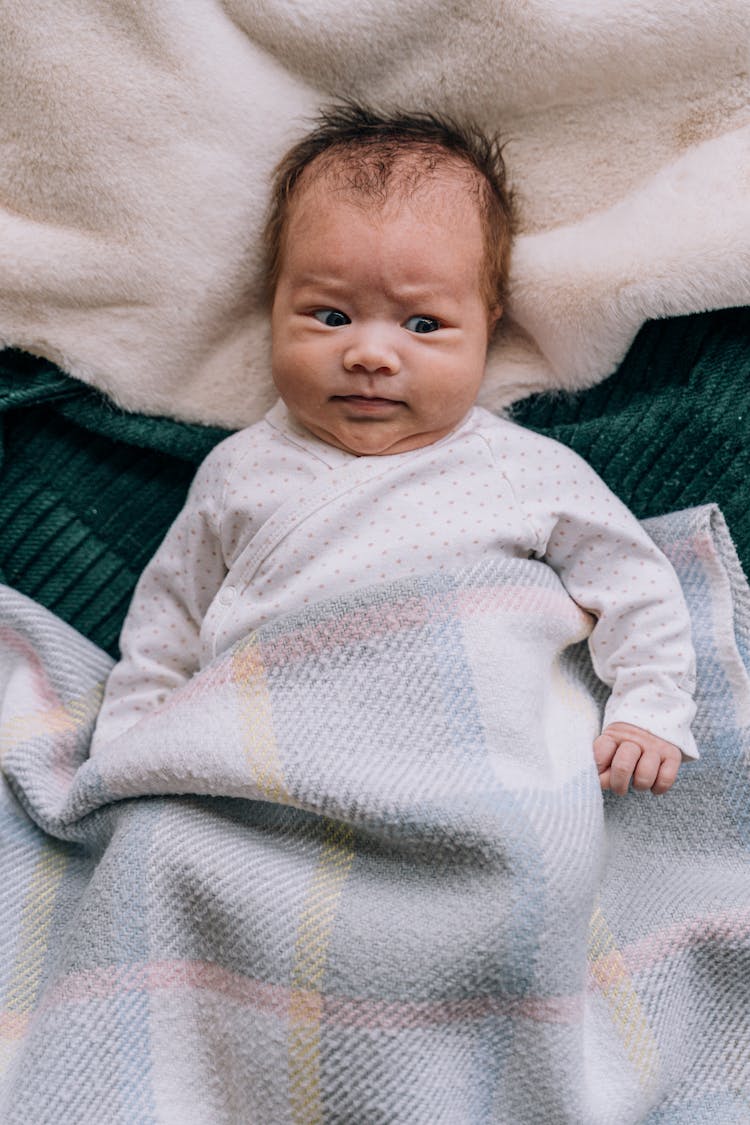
[{"xmin": 309, "ymin": 418, "xmax": 455, "ymax": 457}]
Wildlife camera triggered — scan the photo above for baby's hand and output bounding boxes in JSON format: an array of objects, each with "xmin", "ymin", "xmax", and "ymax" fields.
[{"xmin": 593, "ymin": 722, "xmax": 682, "ymax": 796}]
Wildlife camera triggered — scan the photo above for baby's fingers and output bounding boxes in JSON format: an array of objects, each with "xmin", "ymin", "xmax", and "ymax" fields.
[
  {"xmin": 631, "ymin": 748, "xmax": 661, "ymax": 792},
  {"xmin": 651, "ymin": 749, "xmax": 682, "ymax": 796},
  {"xmin": 608, "ymin": 740, "xmax": 642, "ymax": 796},
  {"xmin": 593, "ymin": 733, "xmax": 617, "ymax": 776}
]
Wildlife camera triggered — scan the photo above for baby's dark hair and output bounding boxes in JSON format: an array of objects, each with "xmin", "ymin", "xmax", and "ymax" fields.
[{"xmin": 263, "ymin": 102, "xmax": 515, "ymax": 317}]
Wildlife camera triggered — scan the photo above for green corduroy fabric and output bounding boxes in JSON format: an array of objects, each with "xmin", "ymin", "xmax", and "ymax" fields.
[
  {"xmin": 511, "ymin": 307, "xmax": 750, "ymax": 549},
  {"xmin": 0, "ymin": 352, "xmax": 229, "ymax": 655},
  {"xmin": 1, "ymin": 306, "xmax": 747, "ymax": 657}
]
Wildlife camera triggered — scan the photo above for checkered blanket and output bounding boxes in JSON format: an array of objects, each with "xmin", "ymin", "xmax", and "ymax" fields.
[{"xmin": 1, "ymin": 506, "xmax": 748, "ymax": 1123}]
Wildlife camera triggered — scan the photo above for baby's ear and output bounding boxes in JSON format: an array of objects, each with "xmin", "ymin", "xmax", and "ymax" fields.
[{"xmin": 488, "ymin": 304, "xmax": 502, "ymax": 335}]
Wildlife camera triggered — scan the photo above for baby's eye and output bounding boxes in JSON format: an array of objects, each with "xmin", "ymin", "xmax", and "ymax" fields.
[
  {"xmin": 404, "ymin": 315, "xmax": 441, "ymax": 334},
  {"xmin": 312, "ymin": 309, "xmax": 351, "ymax": 327}
]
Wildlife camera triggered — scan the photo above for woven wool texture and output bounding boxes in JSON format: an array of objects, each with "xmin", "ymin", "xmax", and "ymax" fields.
[
  {"xmin": 0, "ymin": 307, "xmax": 747, "ymax": 656},
  {"xmin": 1, "ymin": 506, "xmax": 748, "ymax": 1122}
]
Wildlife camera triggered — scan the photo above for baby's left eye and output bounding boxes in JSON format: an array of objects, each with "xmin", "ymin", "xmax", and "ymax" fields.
[
  {"xmin": 312, "ymin": 308, "xmax": 351, "ymax": 327},
  {"xmin": 404, "ymin": 316, "xmax": 441, "ymax": 334}
]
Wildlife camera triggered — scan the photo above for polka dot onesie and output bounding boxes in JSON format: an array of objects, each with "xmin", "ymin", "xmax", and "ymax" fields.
[{"xmin": 92, "ymin": 401, "xmax": 697, "ymax": 755}]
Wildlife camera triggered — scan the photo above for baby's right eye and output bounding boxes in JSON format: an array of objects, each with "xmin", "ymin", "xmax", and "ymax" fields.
[{"xmin": 312, "ymin": 309, "xmax": 351, "ymax": 327}]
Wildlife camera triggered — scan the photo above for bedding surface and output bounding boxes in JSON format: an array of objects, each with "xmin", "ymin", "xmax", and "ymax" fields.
[
  {"xmin": 0, "ymin": 504, "xmax": 748, "ymax": 1123},
  {"xmin": 1, "ymin": 1, "xmax": 748, "ymax": 425}
]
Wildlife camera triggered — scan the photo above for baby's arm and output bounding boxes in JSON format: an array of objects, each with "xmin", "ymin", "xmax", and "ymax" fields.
[
  {"xmin": 91, "ymin": 440, "xmax": 232, "ymax": 751},
  {"xmin": 509, "ymin": 429, "xmax": 697, "ymax": 786}
]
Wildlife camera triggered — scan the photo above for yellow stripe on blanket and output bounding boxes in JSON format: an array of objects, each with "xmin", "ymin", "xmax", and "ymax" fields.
[
  {"xmin": 0, "ymin": 844, "xmax": 68, "ymax": 1074},
  {"xmin": 588, "ymin": 906, "xmax": 659, "ymax": 1091},
  {"xmin": 0, "ymin": 683, "xmax": 103, "ymax": 759},
  {"xmin": 231, "ymin": 634, "xmax": 289, "ymax": 803},
  {"xmin": 289, "ymin": 820, "xmax": 356, "ymax": 1125},
  {"xmin": 230, "ymin": 634, "xmax": 357, "ymax": 1119}
]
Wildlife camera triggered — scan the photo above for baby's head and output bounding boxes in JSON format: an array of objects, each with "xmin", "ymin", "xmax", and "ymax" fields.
[{"xmin": 264, "ymin": 104, "xmax": 514, "ymax": 456}]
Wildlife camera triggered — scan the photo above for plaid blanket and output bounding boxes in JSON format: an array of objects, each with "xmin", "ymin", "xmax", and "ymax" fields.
[{"xmin": 1, "ymin": 506, "xmax": 748, "ymax": 1123}]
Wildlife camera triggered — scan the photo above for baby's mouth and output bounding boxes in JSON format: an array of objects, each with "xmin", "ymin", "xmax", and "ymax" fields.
[{"xmin": 332, "ymin": 394, "xmax": 404, "ymax": 408}]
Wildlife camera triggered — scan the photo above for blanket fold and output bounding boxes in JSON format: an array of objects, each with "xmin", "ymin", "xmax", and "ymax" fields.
[{"xmin": 1, "ymin": 505, "xmax": 749, "ymax": 1123}]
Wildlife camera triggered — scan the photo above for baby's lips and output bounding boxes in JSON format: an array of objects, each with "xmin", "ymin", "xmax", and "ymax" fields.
[{"xmin": 332, "ymin": 393, "xmax": 404, "ymax": 408}]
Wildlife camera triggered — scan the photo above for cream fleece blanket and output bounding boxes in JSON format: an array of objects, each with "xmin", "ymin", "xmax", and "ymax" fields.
[{"xmin": 1, "ymin": 1, "xmax": 749, "ymax": 428}]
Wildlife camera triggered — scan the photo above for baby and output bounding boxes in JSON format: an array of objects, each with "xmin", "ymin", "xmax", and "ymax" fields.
[{"xmin": 92, "ymin": 104, "xmax": 697, "ymax": 795}]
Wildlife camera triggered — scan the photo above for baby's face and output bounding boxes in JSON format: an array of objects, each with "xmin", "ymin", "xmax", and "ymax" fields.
[{"xmin": 270, "ymin": 177, "xmax": 497, "ymax": 456}]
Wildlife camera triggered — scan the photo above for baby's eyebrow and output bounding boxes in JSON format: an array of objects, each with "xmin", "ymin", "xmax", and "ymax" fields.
[
  {"xmin": 292, "ymin": 273, "xmax": 349, "ymax": 291},
  {"xmin": 387, "ymin": 282, "xmax": 448, "ymax": 301},
  {"xmin": 385, "ymin": 285, "xmax": 463, "ymax": 316},
  {"xmin": 289, "ymin": 274, "xmax": 459, "ymax": 314}
]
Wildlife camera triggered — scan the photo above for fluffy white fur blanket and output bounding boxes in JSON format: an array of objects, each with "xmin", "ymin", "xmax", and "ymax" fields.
[{"xmin": 1, "ymin": 1, "xmax": 749, "ymax": 427}]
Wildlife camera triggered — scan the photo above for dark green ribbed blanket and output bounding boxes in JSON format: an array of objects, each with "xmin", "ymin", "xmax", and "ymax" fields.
[{"xmin": 1, "ymin": 307, "xmax": 747, "ymax": 657}]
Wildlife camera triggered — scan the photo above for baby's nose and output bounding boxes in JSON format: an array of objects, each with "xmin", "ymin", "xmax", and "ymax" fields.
[{"xmin": 343, "ymin": 330, "xmax": 401, "ymax": 375}]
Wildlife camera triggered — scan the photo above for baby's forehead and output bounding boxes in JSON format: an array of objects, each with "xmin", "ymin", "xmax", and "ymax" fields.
[
  {"xmin": 287, "ymin": 163, "xmax": 481, "ymax": 248},
  {"xmin": 294, "ymin": 145, "xmax": 484, "ymax": 215}
]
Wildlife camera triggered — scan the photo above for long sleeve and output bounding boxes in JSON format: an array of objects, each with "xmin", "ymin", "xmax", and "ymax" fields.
[
  {"xmin": 90, "ymin": 439, "xmax": 234, "ymax": 751},
  {"xmin": 505, "ymin": 426, "xmax": 697, "ymax": 757}
]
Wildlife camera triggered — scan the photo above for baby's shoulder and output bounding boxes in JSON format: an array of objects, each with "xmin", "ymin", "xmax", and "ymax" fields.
[
  {"xmin": 471, "ymin": 407, "xmax": 591, "ymax": 473},
  {"xmin": 193, "ymin": 420, "xmax": 270, "ymax": 477},
  {"xmin": 200, "ymin": 410, "xmax": 312, "ymax": 471},
  {"xmin": 185, "ymin": 419, "xmax": 285, "ymax": 506},
  {"xmin": 191, "ymin": 412, "xmax": 325, "ymax": 512}
]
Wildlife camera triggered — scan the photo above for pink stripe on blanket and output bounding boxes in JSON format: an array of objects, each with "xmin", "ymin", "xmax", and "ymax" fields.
[
  {"xmin": 591, "ymin": 909, "xmax": 750, "ymax": 987},
  {"xmin": 37, "ymin": 959, "xmax": 585, "ymax": 1029},
  {"xmin": 0, "ymin": 625, "xmax": 61, "ymax": 713},
  {"xmin": 39, "ymin": 961, "xmax": 290, "ymax": 1014},
  {"xmin": 252, "ymin": 584, "xmax": 587, "ymax": 671},
  {"xmin": 0, "ymin": 1010, "xmax": 30, "ymax": 1039},
  {"xmin": 659, "ymin": 532, "xmax": 716, "ymax": 570}
]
